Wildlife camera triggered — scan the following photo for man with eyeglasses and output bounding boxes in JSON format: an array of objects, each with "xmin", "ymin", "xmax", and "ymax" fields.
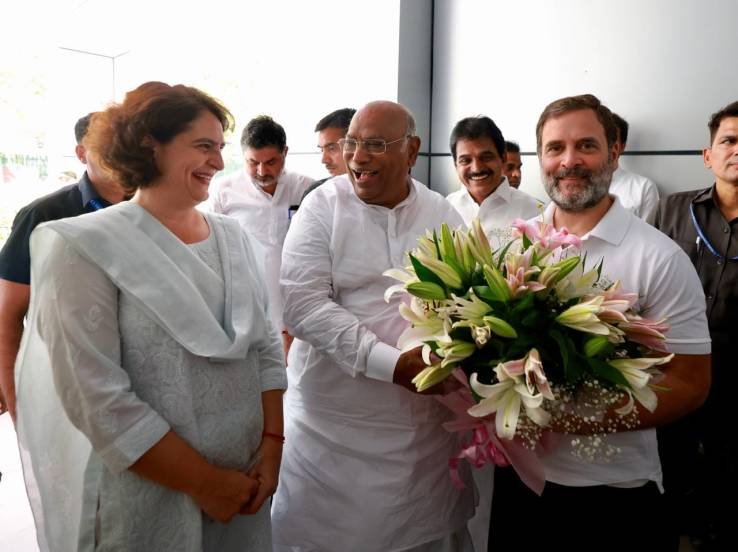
[
  {"xmin": 208, "ymin": 115, "xmax": 313, "ymax": 356},
  {"xmin": 272, "ymin": 101, "xmax": 475, "ymax": 552},
  {"xmin": 649, "ymin": 100, "xmax": 738, "ymax": 550},
  {"xmin": 301, "ymin": 108, "xmax": 355, "ymax": 201}
]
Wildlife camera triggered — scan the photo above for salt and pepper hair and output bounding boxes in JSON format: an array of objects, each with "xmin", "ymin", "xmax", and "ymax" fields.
[{"xmin": 535, "ymin": 94, "xmax": 617, "ymax": 154}]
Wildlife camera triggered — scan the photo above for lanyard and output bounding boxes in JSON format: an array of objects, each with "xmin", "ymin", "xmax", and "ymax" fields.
[
  {"xmin": 690, "ymin": 201, "xmax": 738, "ymax": 261},
  {"xmin": 87, "ymin": 198, "xmax": 109, "ymax": 211}
]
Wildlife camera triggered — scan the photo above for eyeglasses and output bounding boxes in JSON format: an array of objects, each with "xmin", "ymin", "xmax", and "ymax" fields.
[
  {"xmin": 318, "ymin": 143, "xmax": 341, "ymax": 154},
  {"xmin": 338, "ymin": 135, "xmax": 411, "ymax": 155}
]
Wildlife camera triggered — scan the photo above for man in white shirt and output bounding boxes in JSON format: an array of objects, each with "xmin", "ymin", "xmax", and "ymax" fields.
[
  {"xmin": 446, "ymin": 116, "xmax": 542, "ymax": 249},
  {"xmin": 608, "ymin": 112, "xmax": 660, "ymax": 219},
  {"xmin": 503, "ymin": 140, "xmax": 523, "ymax": 188},
  {"xmin": 301, "ymin": 107, "xmax": 356, "ymax": 200},
  {"xmin": 272, "ymin": 101, "xmax": 475, "ymax": 552},
  {"xmin": 488, "ymin": 94, "xmax": 711, "ymax": 551},
  {"xmin": 208, "ymin": 116, "xmax": 313, "ymax": 351}
]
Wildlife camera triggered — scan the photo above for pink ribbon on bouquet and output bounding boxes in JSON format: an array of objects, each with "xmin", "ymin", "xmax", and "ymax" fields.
[{"xmin": 435, "ymin": 368, "xmax": 549, "ymax": 496}]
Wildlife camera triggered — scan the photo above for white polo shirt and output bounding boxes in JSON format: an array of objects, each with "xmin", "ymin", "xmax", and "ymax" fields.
[
  {"xmin": 609, "ymin": 166, "xmax": 660, "ymax": 220},
  {"xmin": 539, "ymin": 197, "xmax": 710, "ymax": 488},
  {"xmin": 447, "ymin": 178, "xmax": 543, "ymax": 249},
  {"xmin": 209, "ymin": 169, "xmax": 314, "ymax": 331}
]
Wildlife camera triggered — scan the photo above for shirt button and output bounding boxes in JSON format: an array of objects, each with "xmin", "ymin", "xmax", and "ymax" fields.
[
  {"xmin": 707, "ymin": 295, "xmax": 713, "ymax": 301},
  {"xmin": 717, "ymin": 259, "xmax": 724, "ymax": 265},
  {"xmin": 724, "ymin": 227, "xmax": 729, "ymax": 233}
]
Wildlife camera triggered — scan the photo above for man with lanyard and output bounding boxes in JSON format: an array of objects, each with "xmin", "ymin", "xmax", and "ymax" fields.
[
  {"xmin": 0, "ymin": 113, "xmax": 126, "ymax": 421},
  {"xmin": 208, "ymin": 116, "xmax": 313, "ymax": 357},
  {"xmin": 649, "ymin": 100, "xmax": 738, "ymax": 550}
]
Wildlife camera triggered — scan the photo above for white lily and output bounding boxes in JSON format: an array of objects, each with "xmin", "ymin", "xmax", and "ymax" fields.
[
  {"xmin": 555, "ymin": 262, "xmax": 600, "ymax": 301},
  {"xmin": 396, "ymin": 298, "xmax": 450, "ymax": 351},
  {"xmin": 412, "ymin": 363, "xmax": 454, "ymax": 392},
  {"xmin": 383, "ymin": 267, "xmax": 417, "ymax": 302},
  {"xmin": 467, "ymin": 348, "xmax": 554, "ymax": 439},
  {"xmin": 437, "ymin": 339, "xmax": 476, "ymax": 368},
  {"xmin": 610, "ymin": 354, "xmax": 674, "ymax": 414},
  {"xmin": 450, "ymin": 291, "xmax": 492, "ymax": 326},
  {"xmin": 555, "ymin": 296, "xmax": 612, "ymax": 336}
]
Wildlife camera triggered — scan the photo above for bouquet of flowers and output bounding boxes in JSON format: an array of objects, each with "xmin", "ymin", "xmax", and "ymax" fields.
[{"xmin": 385, "ymin": 218, "xmax": 672, "ymax": 489}]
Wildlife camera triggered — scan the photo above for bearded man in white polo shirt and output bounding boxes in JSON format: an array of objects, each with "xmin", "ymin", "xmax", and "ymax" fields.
[
  {"xmin": 446, "ymin": 116, "xmax": 542, "ymax": 250},
  {"xmin": 488, "ymin": 94, "xmax": 712, "ymax": 551},
  {"xmin": 272, "ymin": 101, "xmax": 475, "ymax": 552},
  {"xmin": 209, "ymin": 116, "xmax": 313, "ymax": 352}
]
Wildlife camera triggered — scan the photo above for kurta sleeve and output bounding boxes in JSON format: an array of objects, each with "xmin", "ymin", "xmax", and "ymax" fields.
[
  {"xmin": 32, "ymin": 228, "xmax": 170, "ymax": 473},
  {"xmin": 241, "ymin": 232, "xmax": 287, "ymax": 392},
  {"xmin": 280, "ymin": 194, "xmax": 390, "ymax": 380}
]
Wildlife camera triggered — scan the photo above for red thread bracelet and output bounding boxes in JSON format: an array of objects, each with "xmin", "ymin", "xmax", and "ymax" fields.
[{"xmin": 262, "ymin": 431, "xmax": 285, "ymax": 444}]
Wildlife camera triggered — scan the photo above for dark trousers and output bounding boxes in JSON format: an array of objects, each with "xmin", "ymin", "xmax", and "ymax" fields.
[{"xmin": 488, "ymin": 467, "xmax": 675, "ymax": 551}]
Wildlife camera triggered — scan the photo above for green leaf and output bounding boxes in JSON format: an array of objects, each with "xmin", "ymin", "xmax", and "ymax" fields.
[
  {"xmin": 510, "ymin": 292, "xmax": 535, "ymax": 317},
  {"xmin": 549, "ymin": 329, "xmax": 571, "ymax": 375},
  {"xmin": 409, "ymin": 253, "xmax": 445, "ymax": 288},
  {"xmin": 495, "ymin": 239, "xmax": 516, "ymax": 270},
  {"xmin": 522, "ymin": 232, "xmax": 532, "ymax": 250}
]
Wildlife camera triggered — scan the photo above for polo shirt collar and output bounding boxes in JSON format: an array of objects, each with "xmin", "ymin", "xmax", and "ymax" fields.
[{"xmin": 543, "ymin": 195, "xmax": 631, "ymax": 246}]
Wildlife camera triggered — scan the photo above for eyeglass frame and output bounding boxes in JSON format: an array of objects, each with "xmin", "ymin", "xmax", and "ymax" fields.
[{"xmin": 338, "ymin": 135, "xmax": 413, "ymax": 155}]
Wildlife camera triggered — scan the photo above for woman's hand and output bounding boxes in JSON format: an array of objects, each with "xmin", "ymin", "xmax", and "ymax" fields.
[
  {"xmin": 240, "ymin": 437, "xmax": 283, "ymax": 515},
  {"xmin": 192, "ymin": 467, "xmax": 259, "ymax": 523}
]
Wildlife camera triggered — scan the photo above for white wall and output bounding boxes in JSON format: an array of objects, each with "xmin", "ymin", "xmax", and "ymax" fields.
[{"xmin": 430, "ymin": 0, "xmax": 738, "ymax": 200}]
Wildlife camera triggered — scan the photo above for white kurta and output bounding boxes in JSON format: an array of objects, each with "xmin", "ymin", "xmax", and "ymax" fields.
[
  {"xmin": 272, "ymin": 176, "xmax": 475, "ymax": 552},
  {"xmin": 209, "ymin": 169, "xmax": 314, "ymax": 331},
  {"xmin": 608, "ymin": 166, "xmax": 660, "ymax": 220},
  {"xmin": 14, "ymin": 203, "xmax": 287, "ymax": 552},
  {"xmin": 446, "ymin": 178, "xmax": 543, "ymax": 249},
  {"xmin": 539, "ymin": 198, "xmax": 710, "ymax": 488}
]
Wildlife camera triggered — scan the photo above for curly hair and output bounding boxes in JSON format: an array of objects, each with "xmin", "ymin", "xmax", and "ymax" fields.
[{"xmin": 85, "ymin": 82, "xmax": 234, "ymax": 193}]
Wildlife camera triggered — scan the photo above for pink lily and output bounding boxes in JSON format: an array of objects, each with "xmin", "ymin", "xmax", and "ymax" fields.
[{"xmin": 618, "ymin": 314, "xmax": 670, "ymax": 351}]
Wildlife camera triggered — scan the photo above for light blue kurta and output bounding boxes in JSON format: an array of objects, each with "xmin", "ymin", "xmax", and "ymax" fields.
[{"xmin": 15, "ymin": 203, "xmax": 286, "ymax": 551}]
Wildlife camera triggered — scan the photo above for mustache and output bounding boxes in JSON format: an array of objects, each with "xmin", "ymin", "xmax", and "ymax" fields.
[{"xmin": 553, "ymin": 167, "xmax": 593, "ymax": 183}]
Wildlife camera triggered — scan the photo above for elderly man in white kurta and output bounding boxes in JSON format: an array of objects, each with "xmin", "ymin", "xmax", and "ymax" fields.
[
  {"xmin": 272, "ymin": 102, "xmax": 475, "ymax": 552},
  {"xmin": 209, "ymin": 115, "xmax": 313, "ymax": 337},
  {"xmin": 446, "ymin": 116, "xmax": 542, "ymax": 251}
]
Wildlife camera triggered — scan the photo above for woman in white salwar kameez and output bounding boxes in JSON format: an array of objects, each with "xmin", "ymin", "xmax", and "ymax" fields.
[{"xmin": 14, "ymin": 82, "xmax": 287, "ymax": 552}]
